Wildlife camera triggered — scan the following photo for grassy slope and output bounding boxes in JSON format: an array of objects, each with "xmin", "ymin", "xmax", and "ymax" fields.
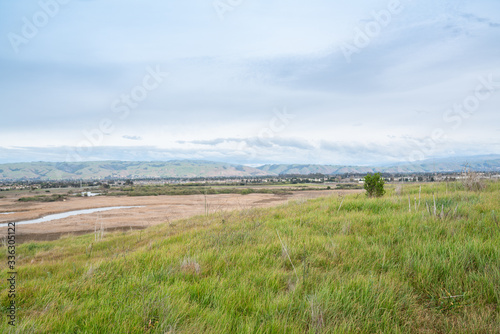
[{"xmin": 1, "ymin": 182, "xmax": 499, "ymax": 333}]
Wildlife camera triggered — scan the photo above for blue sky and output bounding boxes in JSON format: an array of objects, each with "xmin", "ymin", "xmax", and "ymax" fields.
[{"xmin": 0, "ymin": 0, "xmax": 499, "ymax": 165}]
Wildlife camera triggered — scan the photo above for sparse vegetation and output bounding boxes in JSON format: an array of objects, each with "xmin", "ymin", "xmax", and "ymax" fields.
[
  {"xmin": 106, "ymin": 185, "xmax": 296, "ymax": 197},
  {"xmin": 1, "ymin": 181, "xmax": 499, "ymax": 332},
  {"xmin": 18, "ymin": 194, "xmax": 67, "ymax": 202},
  {"xmin": 335, "ymin": 183, "xmax": 363, "ymax": 190}
]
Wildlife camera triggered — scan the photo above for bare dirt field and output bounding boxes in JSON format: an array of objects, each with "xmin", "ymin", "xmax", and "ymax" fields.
[{"xmin": 0, "ymin": 189, "xmax": 363, "ymax": 243}]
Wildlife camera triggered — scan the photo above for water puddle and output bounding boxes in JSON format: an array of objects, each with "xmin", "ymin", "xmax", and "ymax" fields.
[
  {"xmin": 0, "ymin": 206, "xmax": 143, "ymax": 226},
  {"xmin": 0, "ymin": 212, "xmax": 15, "ymax": 215},
  {"xmin": 81, "ymin": 192, "xmax": 101, "ymax": 197}
]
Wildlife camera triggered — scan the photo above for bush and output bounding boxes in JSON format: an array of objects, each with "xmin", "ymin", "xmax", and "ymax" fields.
[{"xmin": 364, "ymin": 173, "xmax": 385, "ymax": 198}]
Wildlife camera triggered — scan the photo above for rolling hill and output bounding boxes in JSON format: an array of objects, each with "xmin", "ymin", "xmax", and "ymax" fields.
[
  {"xmin": 0, "ymin": 160, "xmax": 269, "ymax": 181},
  {"xmin": 0, "ymin": 155, "xmax": 499, "ymax": 181}
]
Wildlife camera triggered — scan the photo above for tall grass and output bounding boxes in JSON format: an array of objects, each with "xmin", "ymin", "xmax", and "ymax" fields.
[{"xmin": 1, "ymin": 182, "xmax": 499, "ymax": 333}]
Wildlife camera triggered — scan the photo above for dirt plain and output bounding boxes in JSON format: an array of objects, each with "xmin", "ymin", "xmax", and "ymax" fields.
[{"xmin": 0, "ymin": 189, "xmax": 363, "ymax": 243}]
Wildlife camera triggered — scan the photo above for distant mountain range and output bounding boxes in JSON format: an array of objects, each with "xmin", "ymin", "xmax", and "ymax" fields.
[
  {"xmin": 261, "ymin": 155, "xmax": 500, "ymax": 175},
  {"xmin": 0, "ymin": 155, "xmax": 499, "ymax": 181}
]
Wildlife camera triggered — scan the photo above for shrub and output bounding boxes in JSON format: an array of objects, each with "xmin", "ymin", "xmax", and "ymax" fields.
[{"xmin": 364, "ymin": 173, "xmax": 386, "ymax": 198}]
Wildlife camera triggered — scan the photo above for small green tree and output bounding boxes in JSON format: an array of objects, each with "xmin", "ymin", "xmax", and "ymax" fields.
[{"xmin": 364, "ymin": 173, "xmax": 385, "ymax": 197}]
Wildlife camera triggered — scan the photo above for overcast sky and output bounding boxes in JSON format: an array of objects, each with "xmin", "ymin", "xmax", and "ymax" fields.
[{"xmin": 1, "ymin": 0, "xmax": 499, "ymax": 165}]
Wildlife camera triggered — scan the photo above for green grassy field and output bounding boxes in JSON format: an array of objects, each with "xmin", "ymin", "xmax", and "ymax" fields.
[{"xmin": 1, "ymin": 182, "xmax": 499, "ymax": 333}]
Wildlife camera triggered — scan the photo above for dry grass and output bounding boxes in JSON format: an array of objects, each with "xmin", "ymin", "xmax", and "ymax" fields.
[
  {"xmin": 461, "ymin": 165, "xmax": 486, "ymax": 191},
  {"xmin": 180, "ymin": 257, "xmax": 201, "ymax": 275}
]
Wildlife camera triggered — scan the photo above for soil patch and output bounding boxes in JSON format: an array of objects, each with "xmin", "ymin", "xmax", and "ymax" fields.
[{"xmin": 0, "ymin": 190, "xmax": 362, "ymax": 243}]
